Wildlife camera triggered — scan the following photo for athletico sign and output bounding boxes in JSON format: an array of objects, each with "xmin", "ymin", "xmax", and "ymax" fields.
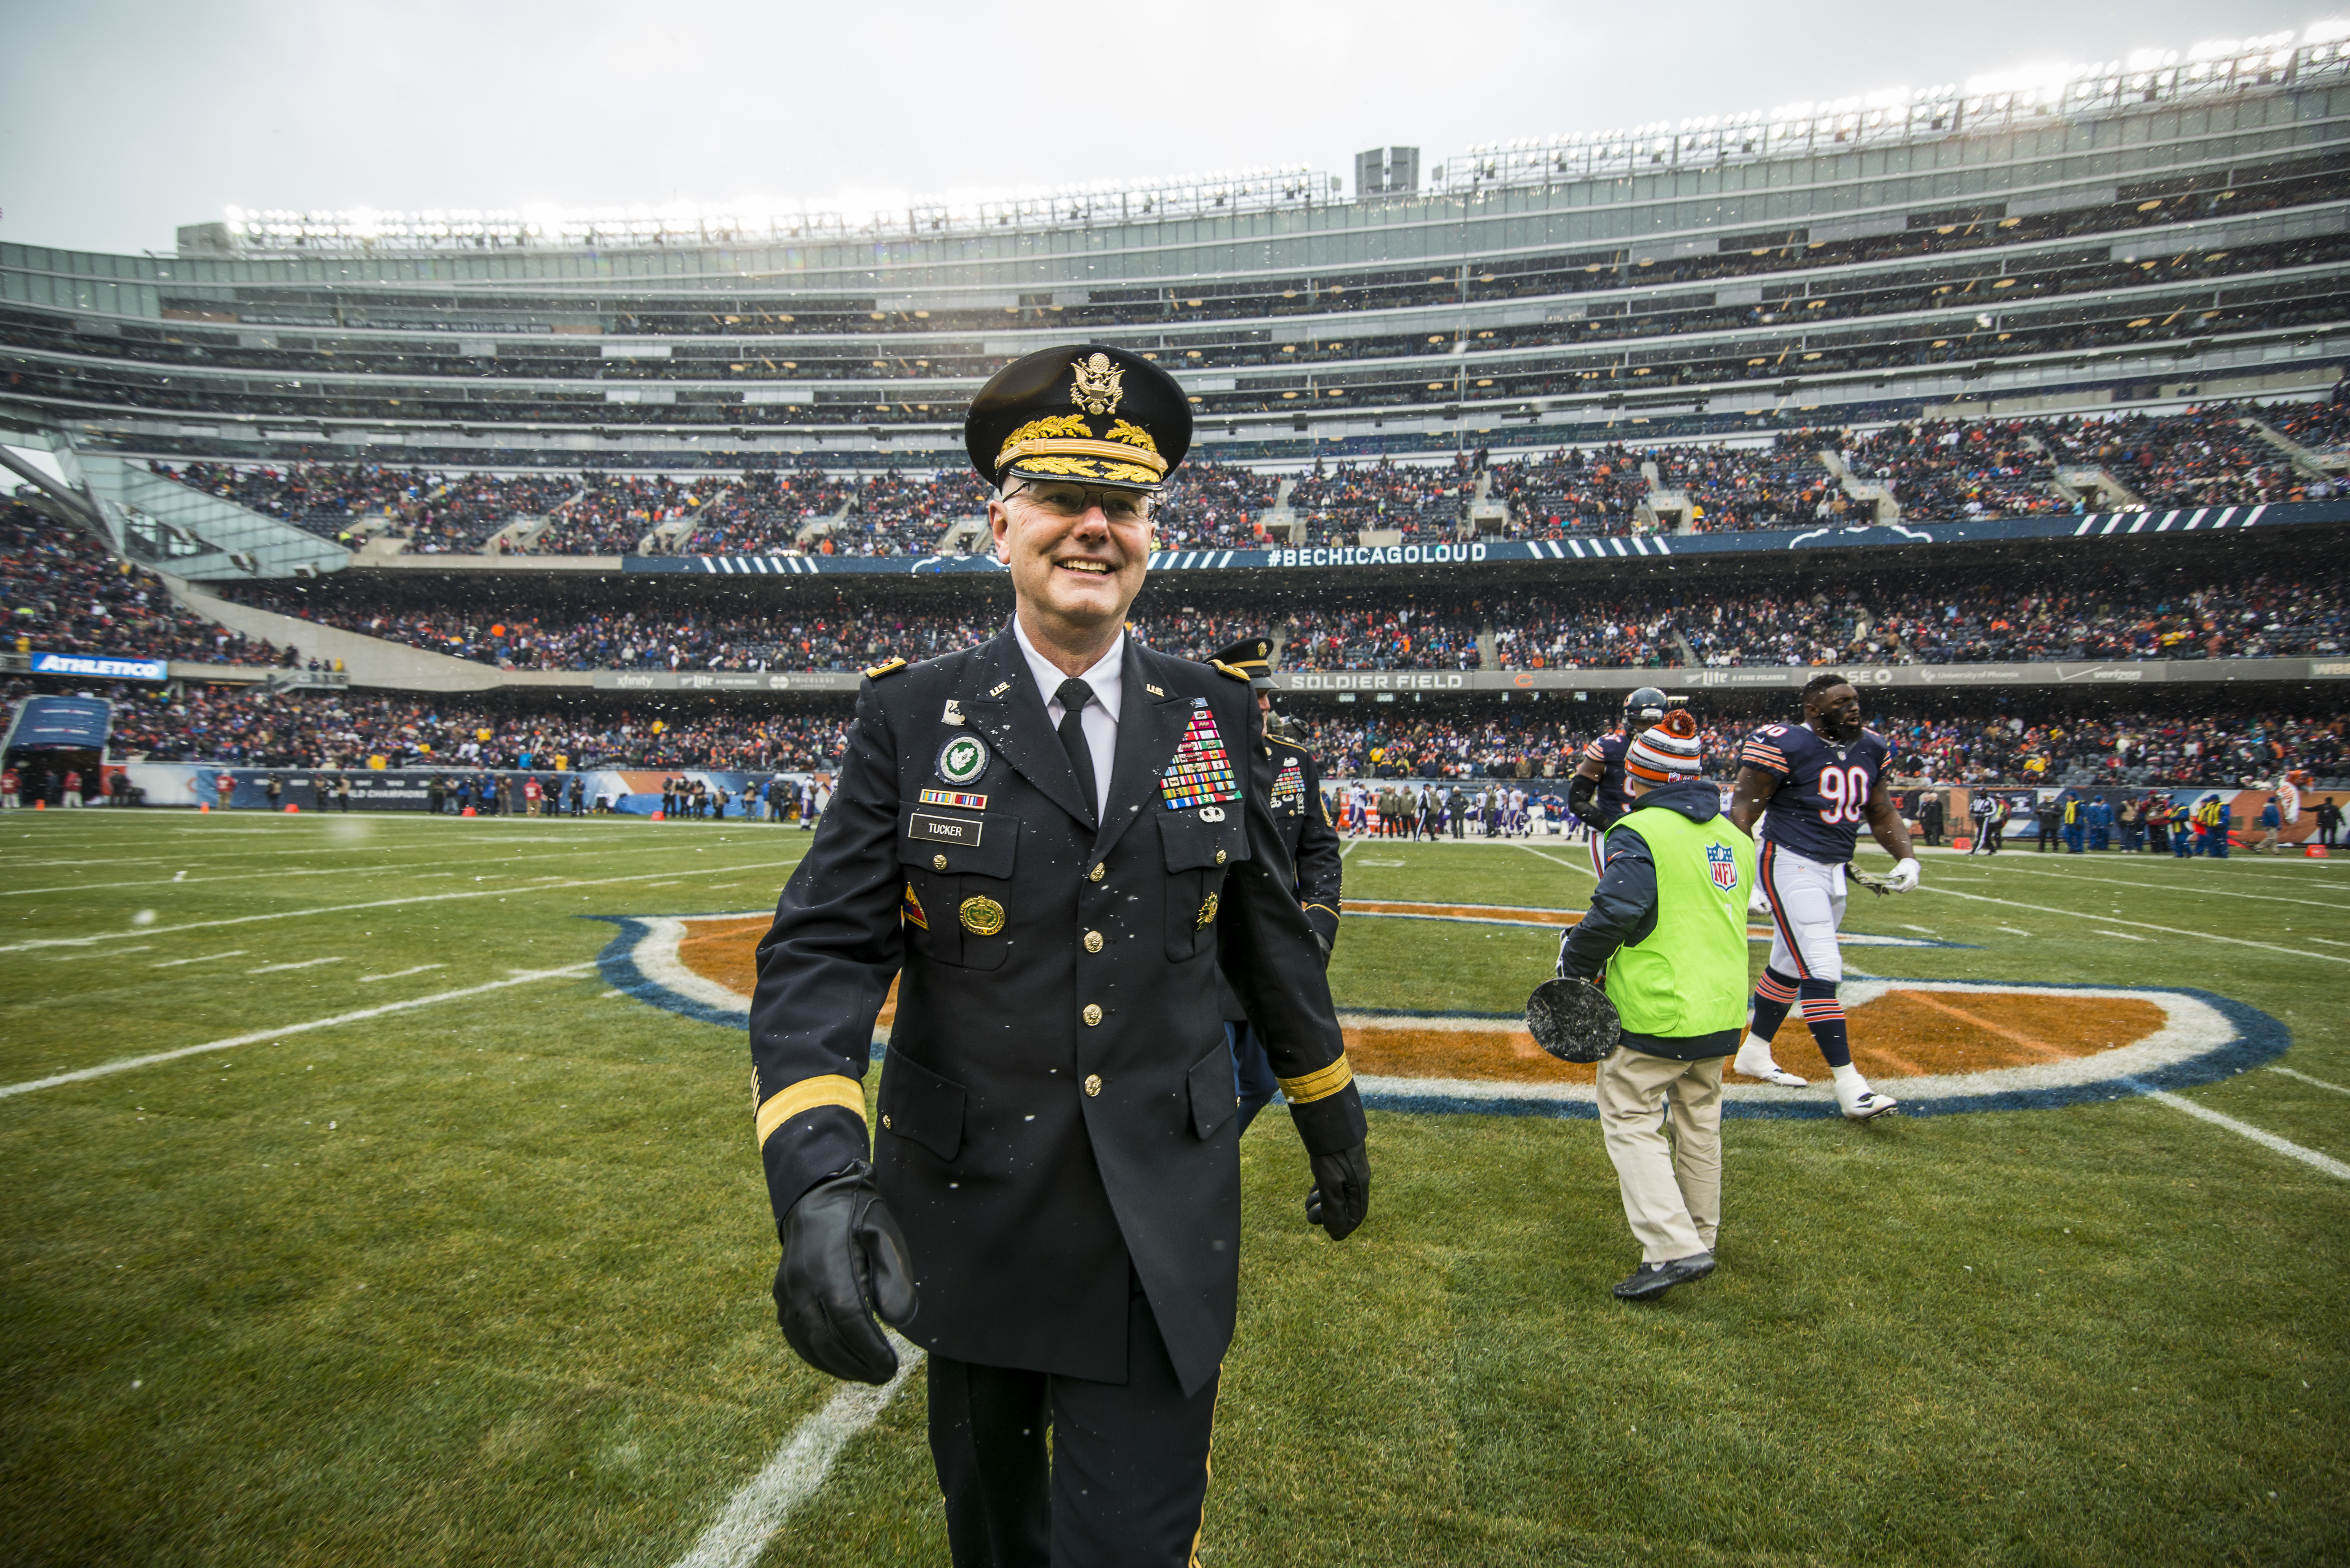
[{"xmin": 30, "ymin": 651, "xmax": 167, "ymax": 681}]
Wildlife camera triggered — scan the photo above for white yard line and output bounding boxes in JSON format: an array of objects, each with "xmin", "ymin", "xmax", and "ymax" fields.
[
  {"xmin": 0, "ymin": 856, "xmax": 807, "ymax": 956},
  {"xmin": 1970, "ymin": 861, "xmax": 2350, "ymax": 913},
  {"xmin": 0, "ymin": 844, "xmax": 656, "ymax": 900},
  {"xmin": 2147, "ymin": 1092, "xmax": 2350, "ymax": 1181},
  {"xmin": 0, "ymin": 964, "xmax": 597, "ymax": 1100},
  {"xmin": 358, "ymin": 964, "xmax": 448, "ymax": 984},
  {"xmin": 1339, "ymin": 839, "xmax": 1361, "ymax": 861},
  {"xmin": 2271, "ymin": 1066, "xmax": 2350, "ymax": 1096},
  {"xmin": 248, "ymin": 957, "xmax": 345, "ymax": 974},
  {"xmin": 1915, "ymin": 884, "xmax": 2350, "ymax": 965},
  {"xmin": 1511, "ymin": 843, "xmax": 1597, "ymax": 878},
  {"xmin": 150, "ymin": 951, "xmax": 245, "ymax": 968},
  {"xmin": 668, "ymin": 1340, "xmax": 923, "ymax": 1568},
  {"xmin": 2090, "ymin": 931, "xmax": 2147, "ymax": 941}
]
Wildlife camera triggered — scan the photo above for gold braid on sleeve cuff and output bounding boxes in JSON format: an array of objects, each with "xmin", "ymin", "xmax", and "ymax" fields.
[
  {"xmin": 755, "ymin": 1074, "xmax": 868, "ymax": 1148},
  {"xmin": 1277, "ymin": 1055, "xmax": 1354, "ymax": 1104}
]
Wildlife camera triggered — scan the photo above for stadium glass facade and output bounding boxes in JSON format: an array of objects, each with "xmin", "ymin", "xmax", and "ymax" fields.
[{"xmin": 0, "ymin": 36, "xmax": 2345, "ymax": 476}]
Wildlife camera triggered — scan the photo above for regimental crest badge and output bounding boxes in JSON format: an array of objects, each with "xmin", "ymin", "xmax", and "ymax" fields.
[
  {"xmin": 1069, "ymin": 352, "xmax": 1125, "ymax": 417},
  {"xmin": 937, "ymin": 734, "xmax": 991, "ymax": 786},
  {"xmin": 1707, "ymin": 841, "xmax": 1740, "ymax": 893}
]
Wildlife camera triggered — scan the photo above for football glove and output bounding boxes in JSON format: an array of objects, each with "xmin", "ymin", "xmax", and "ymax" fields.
[
  {"xmin": 1886, "ymin": 857, "xmax": 1921, "ymax": 894},
  {"xmin": 773, "ymin": 1160, "xmax": 918, "ymax": 1385}
]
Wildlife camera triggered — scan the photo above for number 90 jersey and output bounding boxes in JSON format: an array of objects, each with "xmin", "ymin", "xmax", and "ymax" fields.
[{"xmin": 1740, "ymin": 721, "xmax": 1891, "ymax": 865}]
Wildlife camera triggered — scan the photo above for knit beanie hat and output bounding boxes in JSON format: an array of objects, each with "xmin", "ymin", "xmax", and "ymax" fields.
[{"xmin": 1625, "ymin": 710, "xmax": 1703, "ymax": 784}]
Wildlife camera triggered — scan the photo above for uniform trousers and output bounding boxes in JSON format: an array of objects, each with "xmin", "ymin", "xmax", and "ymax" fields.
[
  {"xmin": 1595, "ymin": 1047, "xmax": 1725, "ymax": 1263},
  {"xmin": 928, "ymin": 1271, "xmax": 1219, "ymax": 1568}
]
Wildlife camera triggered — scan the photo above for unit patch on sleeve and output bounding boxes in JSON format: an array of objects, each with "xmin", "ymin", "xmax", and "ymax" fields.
[{"xmin": 1159, "ymin": 702, "xmax": 1240, "ymax": 810}]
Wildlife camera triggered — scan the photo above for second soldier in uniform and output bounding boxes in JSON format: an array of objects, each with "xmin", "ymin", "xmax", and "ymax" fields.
[{"xmin": 1212, "ymin": 636, "xmax": 1344, "ymax": 1133}]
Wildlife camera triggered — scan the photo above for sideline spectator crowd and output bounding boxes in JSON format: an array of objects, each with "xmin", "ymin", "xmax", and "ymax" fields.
[
  {"xmin": 19, "ymin": 672, "xmax": 2336, "ymax": 793},
  {"xmin": 1287, "ymin": 706, "xmax": 2348, "ymax": 789},
  {"xmin": 89, "ymin": 685, "xmax": 849, "ymax": 774}
]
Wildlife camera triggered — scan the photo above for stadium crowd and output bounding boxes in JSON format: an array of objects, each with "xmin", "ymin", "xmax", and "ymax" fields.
[
  {"xmin": 95, "ymin": 684, "xmax": 850, "ymax": 773},
  {"xmin": 2, "ymin": 499, "xmax": 288, "ymax": 666},
  {"xmin": 1288, "ymin": 706, "xmax": 2348, "ymax": 790},
  {"xmin": 220, "ymin": 561, "xmax": 2348, "ymax": 676},
  {"xmin": 148, "ymin": 395, "xmax": 2339, "ymax": 560}
]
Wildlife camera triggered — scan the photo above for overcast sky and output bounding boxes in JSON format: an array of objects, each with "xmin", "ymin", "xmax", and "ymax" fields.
[{"xmin": 0, "ymin": 0, "xmax": 2331, "ymax": 255}]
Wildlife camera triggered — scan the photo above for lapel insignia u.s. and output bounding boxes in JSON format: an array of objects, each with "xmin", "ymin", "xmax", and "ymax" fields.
[{"xmin": 937, "ymin": 734, "xmax": 991, "ymax": 786}]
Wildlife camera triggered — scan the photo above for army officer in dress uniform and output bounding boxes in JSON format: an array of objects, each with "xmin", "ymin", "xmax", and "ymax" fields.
[
  {"xmin": 1211, "ymin": 634, "xmax": 1344, "ymax": 1133},
  {"xmin": 746, "ymin": 344, "xmax": 1371, "ymax": 1568}
]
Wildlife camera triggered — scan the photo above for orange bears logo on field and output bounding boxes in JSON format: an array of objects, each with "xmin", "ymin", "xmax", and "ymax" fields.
[{"xmin": 592, "ymin": 903, "xmax": 2285, "ymax": 1121}]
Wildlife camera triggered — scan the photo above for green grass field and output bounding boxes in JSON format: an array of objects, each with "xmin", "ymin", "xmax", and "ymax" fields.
[{"xmin": 3, "ymin": 809, "xmax": 2346, "ymax": 1566}]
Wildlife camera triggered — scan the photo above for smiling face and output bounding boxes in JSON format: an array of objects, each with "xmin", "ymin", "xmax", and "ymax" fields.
[{"xmin": 989, "ymin": 480, "xmax": 1152, "ymax": 659}]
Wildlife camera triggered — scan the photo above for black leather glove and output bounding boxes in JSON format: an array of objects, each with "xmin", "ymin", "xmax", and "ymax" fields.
[
  {"xmin": 1567, "ymin": 772, "xmax": 1602, "ymax": 829},
  {"xmin": 1305, "ymin": 1142, "xmax": 1371, "ymax": 1241},
  {"xmin": 773, "ymin": 1160, "xmax": 918, "ymax": 1384}
]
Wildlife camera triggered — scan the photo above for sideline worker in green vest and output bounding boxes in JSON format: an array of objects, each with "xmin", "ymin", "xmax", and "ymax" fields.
[{"xmin": 1555, "ymin": 710, "xmax": 1756, "ymax": 1303}]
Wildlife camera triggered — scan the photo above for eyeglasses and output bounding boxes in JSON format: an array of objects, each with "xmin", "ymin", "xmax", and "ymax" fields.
[{"xmin": 1004, "ymin": 481, "xmax": 1153, "ymax": 525}]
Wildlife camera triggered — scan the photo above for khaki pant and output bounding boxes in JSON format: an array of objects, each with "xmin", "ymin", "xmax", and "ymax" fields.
[{"xmin": 1595, "ymin": 1047, "xmax": 1724, "ymax": 1263}]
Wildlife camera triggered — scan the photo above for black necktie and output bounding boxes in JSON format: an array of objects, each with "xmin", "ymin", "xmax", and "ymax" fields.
[{"xmin": 1055, "ymin": 677, "xmax": 1098, "ymax": 823}]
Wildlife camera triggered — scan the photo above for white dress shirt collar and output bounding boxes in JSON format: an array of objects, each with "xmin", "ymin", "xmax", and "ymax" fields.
[
  {"xmin": 1012, "ymin": 619, "xmax": 1125, "ymax": 727},
  {"xmin": 1011, "ymin": 619, "xmax": 1124, "ymax": 820}
]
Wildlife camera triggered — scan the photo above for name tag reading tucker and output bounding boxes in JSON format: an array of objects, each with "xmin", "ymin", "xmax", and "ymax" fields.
[{"xmin": 910, "ymin": 811, "xmax": 984, "ymax": 847}]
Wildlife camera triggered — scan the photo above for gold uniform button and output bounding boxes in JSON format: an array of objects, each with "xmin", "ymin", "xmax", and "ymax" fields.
[
  {"xmin": 1082, "ymin": 1003, "xmax": 1103, "ymax": 1026},
  {"xmin": 933, "ymin": 853, "xmax": 948, "ymax": 871},
  {"xmin": 1214, "ymin": 849, "xmax": 1227, "ymax": 864},
  {"xmin": 1084, "ymin": 930, "xmax": 1104, "ymax": 954},
  {"xmin": 882, "ymin": 1114, "xmax": 893, "ymax": 1129},
  {"xmin": 1084, "ymin": 1074, "xmax": 1102, "ymax": 1097},
  {"xmin": 1088, "ymin": 863, "xmax": 1105, "ymax": 883}
]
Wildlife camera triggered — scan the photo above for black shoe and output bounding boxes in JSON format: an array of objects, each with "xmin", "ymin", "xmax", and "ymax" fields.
[{"xmin": 1613, "ymin": 1252, "xmax": 1716, "ymax": 1302}]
